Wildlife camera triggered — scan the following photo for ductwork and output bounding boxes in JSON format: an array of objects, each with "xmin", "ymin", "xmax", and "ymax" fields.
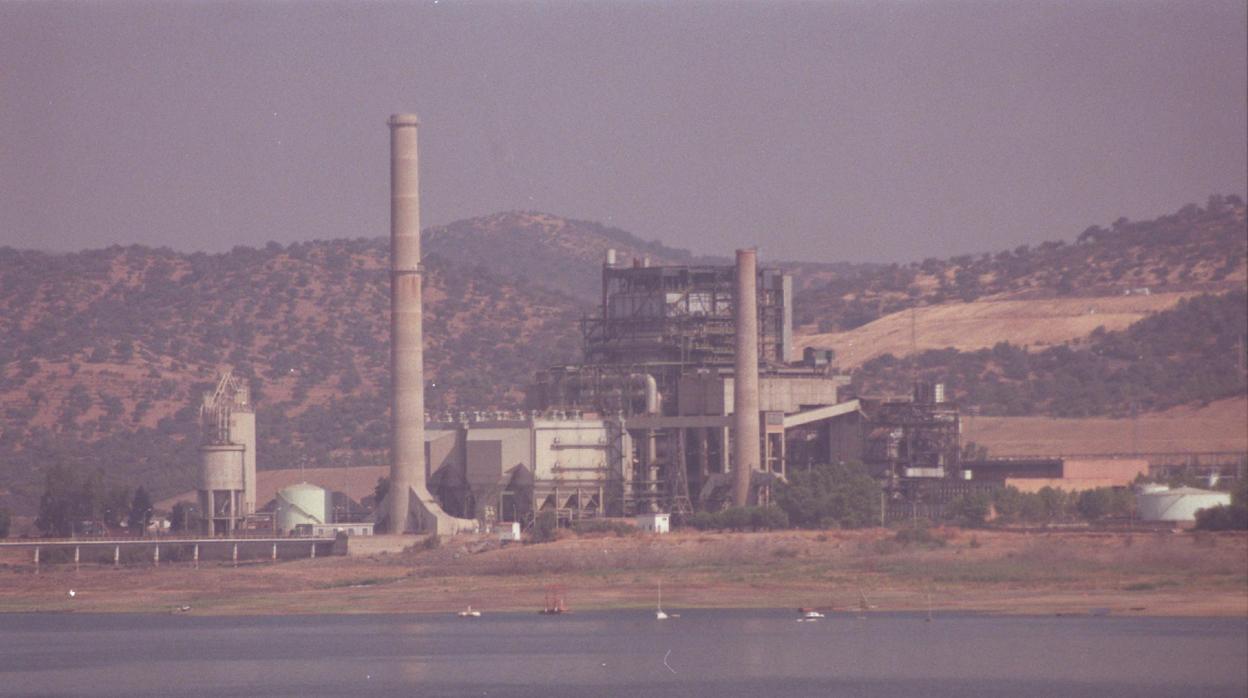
[{"xmin": 553, "ymin": 372, "xmax": 661, "ymax": 415}]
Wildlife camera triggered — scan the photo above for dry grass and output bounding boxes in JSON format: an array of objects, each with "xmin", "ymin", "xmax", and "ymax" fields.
[
  {"xmin": 1, "ymin": 529, "xmax": 1244, "ymax": 617},
  {"xmin": 964, "ymin": 396, "xmax": 1247, "ymax": 455},
  {"xmin": 795, "ymin": 292, "xmax": 1197, "ymax": 368}
]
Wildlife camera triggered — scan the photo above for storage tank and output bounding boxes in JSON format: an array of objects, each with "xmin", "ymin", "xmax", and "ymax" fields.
[
  {"xmin": 276, "ymin": 482, "xmax": 330, "ymax": 534},
  {"xmin": 1135, "ymin": 486, "xmax": 1231, "ymax": 522}
]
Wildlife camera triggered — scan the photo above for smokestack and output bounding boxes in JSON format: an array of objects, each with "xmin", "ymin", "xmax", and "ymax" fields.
[
  {"xmin": 733, "ymin": 248, "xmax": 761, "ymax": 507},
  {"xmin": 388, "ymin": 113, "xmax": 423, "ymax": 533}
]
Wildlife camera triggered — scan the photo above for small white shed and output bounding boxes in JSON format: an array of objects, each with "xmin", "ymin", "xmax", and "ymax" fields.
[{"xmin": 635, "ymin": 512, "xmax": 670, "ymax": 534}]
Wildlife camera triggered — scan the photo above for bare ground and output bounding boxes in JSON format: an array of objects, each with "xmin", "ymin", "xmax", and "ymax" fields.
[
  {"xmin": 1, "ymin": 529, "xmax": 1243, "ymax": 618},
  {"xmin": 795, "ymin": 292, "xmax": 1198, "ymax": 368},
  {"xmin": 965, "ymin": 397, "xmax": 1248, "ymax": 455}
]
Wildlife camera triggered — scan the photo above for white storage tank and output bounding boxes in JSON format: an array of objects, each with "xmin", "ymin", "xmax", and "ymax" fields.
[
  {"xmin": 276, "ymin": 482, "xmax": 330, "ymax": 534},
  {"xmin": 1135, "ymin": 485, "xmax": 1231, "ymax": 522}
]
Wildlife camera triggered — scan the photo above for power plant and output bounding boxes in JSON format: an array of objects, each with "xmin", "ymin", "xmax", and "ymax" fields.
[{"xmin": 195, "ymin": 113, "xmax": 972, "ymax": 537}]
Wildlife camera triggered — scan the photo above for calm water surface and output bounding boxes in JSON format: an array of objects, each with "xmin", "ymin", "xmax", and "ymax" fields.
[{"xmin": 2, "ymin": 610, "xmax": 1245, "ymax": 697}]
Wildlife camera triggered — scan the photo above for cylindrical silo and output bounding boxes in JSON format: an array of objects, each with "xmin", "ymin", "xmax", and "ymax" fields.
[
  {"xmin": 199, "ymin": 443, "xmax": 245, "ymax": 535},
  {"xmin": 1135, "ymin": 486, "xmax": 1231, "ymax": 522},
  {"xmin": 276, "ymin": 482, "xmax": 330, "ymax": 535}
]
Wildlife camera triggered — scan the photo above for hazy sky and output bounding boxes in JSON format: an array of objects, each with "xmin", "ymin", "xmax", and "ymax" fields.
[{"xmin": 2, "ymin": 1, "xmax": 1245, "ymax": 263}]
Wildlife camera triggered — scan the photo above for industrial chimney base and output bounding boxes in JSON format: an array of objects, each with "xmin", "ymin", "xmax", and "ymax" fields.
[{"xmin": 385, "ymin": 486, "xmax": 478, "ymax": 535}]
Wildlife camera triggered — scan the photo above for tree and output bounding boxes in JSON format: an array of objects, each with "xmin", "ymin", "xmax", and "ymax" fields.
[
  {"xmin": 372, "ymin": 476, "xmax": 390, "ymax": 509},
  {"xmin": 775, "ymin": 461, "xmax": 881, "ymax": 529},
  {"xmin": 945, "ymin": 492, "xmax": 992, "ymax": 528},
  {"xmin": 170, "ymin": 501, "xmax": 196, "ymax": 533},
  {"xmin": 0, "ymin": 507, "xmax": 10, "ymax": 538},
  {"xmin": 1076, "ymin": 488, "xmax": 1115, "ymax": 522},
  {"xmin": 35, "ymin": 463, "xmax": 84, "ymax": 537},
  {"xmin": 992, "ymin": 487, "xmax": 1025, "ymax": 524},
  {"xmin": 128, "ymin": 486, "xmax": 153, "ymax": 535},
  {"xmin": 1036, "ymin": 487, "xmax": 1071, "ymax": 522},
  {"xmin": 1194, "ymin": 504, "xmax": 1248, "ymax": 531},
  {"xmin": 531, "ymin": 509, "xmax": 558, "ymax": 543},
  {"xmin": 101, "ymin": 485, "xmax": 131, "ymax": 529}
]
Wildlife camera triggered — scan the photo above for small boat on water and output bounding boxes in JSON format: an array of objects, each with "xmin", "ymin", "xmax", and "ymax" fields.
[
  {"xmin": 457, "ymin": 605, "xmax": 481, "ymax": 618},
  {"xmin": 656, "ymin": 581, "xmax": 669, "ymax": 620},
  {"xmin": 797, "ymin": 607, "xmax": 825, "ymax": 622}
]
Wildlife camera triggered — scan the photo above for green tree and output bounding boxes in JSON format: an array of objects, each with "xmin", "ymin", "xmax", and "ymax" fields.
[
  {"xmin": 372, "ymin": 476, "xmax": 390, "ymax": 508},
  {"xmin": 720, "ymin": 507, "xmax": 753, "ymax": 532},
  {"xmin": 35, "ymin": 464, "xmax": 84, "ymax": 537},
  {"xmin": 992, "ymin": 487, "xmax": 1024, "ymax": 524},
  {"xmin": 1194, "ymin": 504, "xmax": 1248, "ymax": 531},
  {"xmin": 101, "ymin": 485, "xmax": 131, "ymax": 529},
  {"xmin": 169, "ymin": 501, "xmax": 196, "ymax": 533},
  {"xmin": 0, "ymin": 507, "xmax": 10, "ymax": 538},
  {"xmin": 1036, "ymin": 487, "xmax": 1071, "ymax": 522},
  {"xmin": 128, "ymin": 486, "xmax": 153, "ymax": 535},
  {"xmin": 945, "ymin": 492, "xmax": 992, "ymax": 528},
  {"xmin": 531, "ymin": 509, "xmax": 558, "ymax": 543},
  {"xmin": 776, "ymin": 461, "xmax": 881, "ymax": 529},
  {"xmin": 1076, "ymin": 488, "xmax": 1115, "ymax": 522}
]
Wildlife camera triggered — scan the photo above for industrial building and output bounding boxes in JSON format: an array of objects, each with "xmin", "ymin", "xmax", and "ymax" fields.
[
  {"xmin": 197, "ymin": 370, "xmax": 257, "ymax": 535},
  {"xmin": 191, "ymin": 113, "xmax": 973, "ymax": 536},
  {"xmin": 418, "ymin": 244, "xmax": 974, "ymax": 526}
]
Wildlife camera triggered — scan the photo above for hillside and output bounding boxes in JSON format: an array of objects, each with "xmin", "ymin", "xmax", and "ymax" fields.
[
  {"xmin": 797, "ymin": 292, "xmax": 1199, "ymax": 369},
  {"xmin": 793, "ymin": 194, "xmax": 1246, "ymax": 333},
  {"xmin": 424, "ymin": 211, "xmax": 701, "ymax": 302},
  {"xmin": 849, "ymin": 290, "xmax": 1248, "ymax": 417},
  {"xmin": 0, "ymin": 239, "xmax": 583, "ymax": 511},
  {"xmin": 1, "ymin": 199, "xmax": 1245, "ymax": 514},
  {"xmin": 963, "ymin": 397, "xmax": 1248, "ymax": 457},
  {"xmin": 425, "ymin": 211, "xmax": 860, "ymax": 302}
]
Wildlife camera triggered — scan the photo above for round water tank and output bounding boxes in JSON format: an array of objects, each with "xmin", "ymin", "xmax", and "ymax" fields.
[
  {"xmin": 200, "ymin": 444, "xmax": 245, "ymax": 490},
  {"xmin": 1136, "ymin": 486, "xmax": 1231, "ymax": 522},
  {"xmin": 276, "ymin": 482, "xmax": 330, "ymax": 534}
]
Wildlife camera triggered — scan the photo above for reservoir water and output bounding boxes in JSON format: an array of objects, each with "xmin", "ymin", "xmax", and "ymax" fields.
[{"xmin": 2, "ymin": 610, "xmax": 1245, "ymax": 697}]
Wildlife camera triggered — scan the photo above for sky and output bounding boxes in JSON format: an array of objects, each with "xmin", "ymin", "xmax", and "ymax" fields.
[{"xmin": 1, "ymin": 1, "xmax": 1245, "ymax": 264}]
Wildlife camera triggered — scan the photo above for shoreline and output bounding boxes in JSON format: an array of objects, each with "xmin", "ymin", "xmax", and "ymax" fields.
[{"xmin": 2, "ymin": 529, "xmax": 1245, "ymax": 618}]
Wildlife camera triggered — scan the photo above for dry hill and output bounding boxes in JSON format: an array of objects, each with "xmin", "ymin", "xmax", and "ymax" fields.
[
  {"xmin": 1, "ymin": 199, "xmax": 1245, "ymax": 516},
  {"xmin": 797, "ymin": 292, "xmax": 1199, "ymax": 368}
]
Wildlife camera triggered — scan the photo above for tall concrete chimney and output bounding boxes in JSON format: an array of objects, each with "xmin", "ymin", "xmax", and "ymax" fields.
[
  {"xmin": 733, "ymin": 248, "xmax": 761, "ymax": 507},
  {"xmin": 388, "ymin": 113, "xmax": 422, "ymax": 533},
  {"xmin": 386, "ymin": 114, "xmax": 477, "ymax": 536}
]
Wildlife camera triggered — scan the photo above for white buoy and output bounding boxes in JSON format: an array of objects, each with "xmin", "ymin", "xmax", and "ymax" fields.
[{"xmin": 68, "ymin": 589, "xmax": 76, "ymax": 598}]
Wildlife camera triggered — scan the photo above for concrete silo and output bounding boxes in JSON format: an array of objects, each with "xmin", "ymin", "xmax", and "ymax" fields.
[
  {"xmin": 275, "ymin": 482, "xmax": 330, "ymax": 535},
  {"xmin": 198, "ymin": 370, "xmax": 256, "ymax": 535}
]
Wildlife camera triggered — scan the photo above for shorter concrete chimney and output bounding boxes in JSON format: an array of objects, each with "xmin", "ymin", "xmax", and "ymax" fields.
[{"xmin": 733, "ymin": 248, "xmax": 761, "ymax": 507}]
